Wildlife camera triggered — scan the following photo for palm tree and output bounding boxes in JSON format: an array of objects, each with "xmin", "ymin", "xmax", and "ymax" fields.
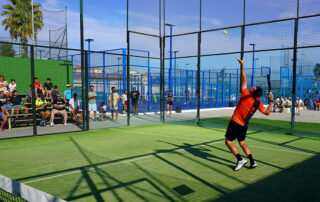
[{"xmin": 1, "ymin": 0, "xmax": 43, "ymax": 56}]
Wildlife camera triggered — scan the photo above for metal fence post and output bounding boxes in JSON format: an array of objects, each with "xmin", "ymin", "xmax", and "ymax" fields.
[{"xmin": 30, "ymin": 45, "xmax": 37, "ymax": 136}]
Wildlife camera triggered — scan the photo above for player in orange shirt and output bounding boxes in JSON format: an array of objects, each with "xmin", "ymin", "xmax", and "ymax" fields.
[{"xmin": 225, "ymin": 58, "xmax": 273, "ymax": 171}]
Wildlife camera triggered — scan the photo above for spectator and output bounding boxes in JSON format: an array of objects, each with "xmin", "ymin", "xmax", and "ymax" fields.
[
  {"xmin": 121, "ymin": 89, "xmax": 128, "ymax": 115},
  {"xmin": 109, "ymin": 87, "xmax": 119, "ymax": 121},
  {"xmin": 282, "ymin": 97, "xmax": 291, "ymax": 113},
  {"xmin": 10, "ymin": 90, "xmax": 29, "ymax": 119},
  {"xmin": 63, "ymin": 84, "xmax": 72, "ymax": 104},
  {"xmin": 88, "ymin": 85, "xmax": 97, "ymax": 120},
  {"xmin": 34, "ymin": 77, "xmax": 44, "ymax": 98},
  {"xmin": 8, "ymin": 79, "xmax": 16, "ymax": 97},
  {"xmin": 304, "ymin": 89, "xmax": 312, "ymax": 101},
  {"xmin": 166, "ymin": 90, "xmax": 174, "ymax": 116},
  {"xmin": 304, "ymin": 98, "xmax": 311, "ymax": 110},
  {"xmin": 98, "ymin": 102, "xmax": 107, "ymax": 121},
  {"xmin": 0, "ymin": 100, "xmax": 7, "ymax": 132},
  {"xmin": 44, "ymin": 78, "xmax": 53, "ymax": 99},
  {"xmin": 51, "ymin": 85, "xmax": 60, "ymax": 103},
  {"xmin": 273, "ymin": 96, "xmax": 281, "ymax": 112},
  {"xmin": 0, "ymin": 75, "xmax": 9, "ymax": 97},
  {"xmin": 296, "ymin": 97, "xmax": 306, "ymax": 113},
  {"xmin": 26, "ymin": 85, "xmax": 33, "ymax": 103},
  {"xmin": 131, "ymin": 87, "xmax": 140, "ymax": 115},
  {"xmin": 50, "ymin": 93, "xmax": 68, "ymax": 127},
  {"xmin": 0, "ymin": 91, "xmax": 11, "ymax": 115},
  {"xmin": 34, "ymin": 77, "xmax": 42, "ymax": 88},
  {"xmin": 36, "ymin": 94, "xmax": 51, "ymax": 127},
  {"xmin": 313, "ymin": 91, "xmax": 320, "ymax": 111},
  {"xmin": 184, "ymin": 88, "xmax": 191, "ymax": 105},
  {"xmin": 69, "ymin": 93, "xmax": 82, "ymax": 124}
]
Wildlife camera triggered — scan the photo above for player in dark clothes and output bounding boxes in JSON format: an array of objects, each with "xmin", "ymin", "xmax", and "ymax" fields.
[
  {"xmin": 225, "ymin": 58, "xmax": 273, "ymax": 171},
  {"xmin": 131, "ymin": 87, "xmax": 140, "ymax": 115}
]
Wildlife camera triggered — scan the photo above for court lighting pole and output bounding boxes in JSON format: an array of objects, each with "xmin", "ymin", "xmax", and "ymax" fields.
[
  {"xmin": 85, "ymin": 38, "xmax": 94, "ymax": 85},
  {"xmin": 250, "ymin": 43, "xmax": 256, "ymax": 87},
  {"xmin": 174, "ymin": 50, "xmax": 179, "ymax": 95},
  {"xmin": 117, "ymin": 57, "xmax": 121, "ymax": 90},
  {"xmin": 165, "ymin": 23, "xmax": 175, "ymax": 91}
]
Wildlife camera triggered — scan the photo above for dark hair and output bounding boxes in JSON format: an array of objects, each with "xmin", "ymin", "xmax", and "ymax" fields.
[
  {"xmin": 13, "ymin": 90, "xmax": 18, "ymax": 94},
  {"xmin": 30, "ymin": 84, "xmax": 32, "ymax": 88},
  {"xmin": 11, "ymin": 79, "xmax": 15, "ymax": 82},
  {"xmin": 47, "ymin": 78, "xmax": 51, "ymax": 81},
  {"xmin": 111, "ymin": 86, "xmax": 115, "ymax": 90},
  {"xmin": 34, "ymin": 77, "xmax": 38, "ymax": 80},
  {"xmin": 99, "ymin": 102, "xmax": 105, "ymax": 107},
  {"xmin": 252, "ymin": 86, "xmax": 263, "ymax": 99},
  {"xmin": 73, "ymin": 93, "xmax": 78, "ymax": 97},
  {"xmin": 54, "ymin": 85, "xmax": 58, "ymax": 89},
  {"xmin": 0, "ymin": 75, "xmax": 4, "ymax": 78},
  {"xmin": 90, "ymin": 85, "xmax": 94, "ymax": 88}
]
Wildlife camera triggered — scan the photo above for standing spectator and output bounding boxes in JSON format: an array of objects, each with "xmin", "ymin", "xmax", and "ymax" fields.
[
  {"xmin": 8, "ymin": 79, "xmax": 16, "ymax": 97},
  {"xmin": 0, "ymin": 100, "xmax": 7, "ymax": 131},
  {"xmin": 98, "ymin": 102, "xmax": 107, "ymax": 121},
  {"xmin": 44, "ymin": 78, "xmax": 53, "ymax": 99},
  {"xmin": 51, "ymin": 85, "xmax": 60, "ymax": 103},
  {"xmin": 10, "ymin": 90, "xmax": 29, "ymax": 119},
  {"xmin": 166, "ymin": 90, "xmax": 174, "ymax": 116},
  {"xmin": 0, "ymin": 91, "xmax": 11, "ymax": 115},
  {"xmin": 50, "ymin": 93, "xmax": 68, "ymax": 127},
  {"xmin": 131, "ymin": 87, "xmax": 140, "ymax": 115},
  {"xmin": 121, "ymin": 89, "xmax": 128, "ymax": 114},
  {"xmin": 313, "ymin": 91, "xmax": 320, "ymax": 110},
  {"xmin": 109, "ymin": 87, "xmax": 120, "ymax": 120},
  {"xmin": 69, "ymin": 93, "xmax": 82, "ymax": 124},
  {"xmin": 63, "ymin": 84, "xmax": 72, "ymax": 104},
  {"xmin": 282, "ymin": 97, "xmax": 291, "ymax": 113},
  {"xmin": 88, "ymin": 85, "xmax": 97, "ymax": 120},
  {"xmin": 0, "ymin": 75, "xmax": 9, "ymax": 97},
  {"xmin": 184, "ymin": 88, "xmax": 191, "ymax": 105},
  {"xmin": 26, "ymin": 85, "xmax": 33, "ymax": 103},
  {"xmin": 36, "ymin": 94, "xmax": 51, "ymax": 127},
  {"xmin": 296, "ymin": 97, "xmax": 306, "ymax": 112}
]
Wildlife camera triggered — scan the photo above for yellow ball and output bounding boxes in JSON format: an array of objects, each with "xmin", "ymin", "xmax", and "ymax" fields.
[{"xmin": 223, "ymin": 30, "xmax": 227, "ymax": 34}]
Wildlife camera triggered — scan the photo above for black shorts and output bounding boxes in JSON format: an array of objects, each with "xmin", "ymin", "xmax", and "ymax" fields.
[
  {"xmin": 132, "ymin": 100, "xmax": 138, "ymax": 106},
  {"xmin": 36, "ymin": 109, "xmax": 47, "ymax": 114},
  {"xmin": 225, "ymin": 120, "xmax": 248, "ymax": 142},
  {"xmin": 167, "ymin": 101, "xmax": 173, "ymax": 106}
]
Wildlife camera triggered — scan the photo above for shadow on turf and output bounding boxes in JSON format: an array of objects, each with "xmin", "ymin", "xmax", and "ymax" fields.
[{"xmin": 211, "ymin": 154, "xmax": 320, "ymax": 202}]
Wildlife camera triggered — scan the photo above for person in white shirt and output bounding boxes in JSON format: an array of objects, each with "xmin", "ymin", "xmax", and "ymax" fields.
[
  {"xmin": 8, "ymin": 79, "xmax": 17, "ymax": 97},
  {"xmin": 121, "ymin": 89, "xmax": 128, "ymax": 114},
  {"xmin": 69, "ymin": 93, "xmax": 82, "ymax": 124},
  {"xmin": 295, "ymin": 97, "xmax": 306, "ymax": 112},
  {"xmin": 282, "ymin": 97, "xmax": 291, "ymax": 113},
  {"xmin": 0, "ymin": 75, "xmax": 9, "ymax": 97},
  {"xmin": 109, "ymin": 87, "xmax": 120, "ymax": 121}
]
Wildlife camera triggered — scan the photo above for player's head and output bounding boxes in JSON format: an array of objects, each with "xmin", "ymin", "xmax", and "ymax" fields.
[
  {"xmin": 169, "ymin": 90, "xmax": 172, "ymax": 95},
  {"xmin": 250, "ymin": 86, "xmax": 262, "ymax": 99}
]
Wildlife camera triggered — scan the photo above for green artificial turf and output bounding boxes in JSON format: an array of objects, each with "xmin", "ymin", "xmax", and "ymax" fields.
[{"xmin": 0, "ymin": 118, "xmax": 319, "ymax": 201}]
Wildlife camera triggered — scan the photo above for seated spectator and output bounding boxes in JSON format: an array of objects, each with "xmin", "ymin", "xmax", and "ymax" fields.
[
  {"xmin": 10, "ymin": 90, "xmax": 29, "ymax": 119},
  {"xmin": 8, "ymin": 79, "xmax": 16, "ymax": 97},
  {"xmin": 50, "ymin": 93, "xmax": 68, "ymax": 127},
  {"xmin": 273, "ymin": 96, "xmax": 281, "ymax": 112},
  {"xmin": 36, "ymin": 94, "xmax": 51, "ymax": 127},
  {"xmin": 282, "ymin": 97, "xmax": 291, "ymax": 113},
  {"xmin": 0, "ymin": 100, "xmax": 7, "ymax": 132},
  {"xmin": 304, "ymin": 98, "xmax": 311, "ymax": 110},
  {"xmin": 296, "ymin": 97, "xmax": 306, "ymax": 112},
  {"xmin": 0, "ymin": 75, "xmax": 9, "ymax": 97},
  {"xmin": 99, "ymin": 102, "xmax": 107, "ymax": 121},
  {"xmin": 34, "ymin": 77, "xmax": 44, "ymax": 98},
  {"xmin": 63, "ymin": 84, "xmax": 72, "ymax": 104},
  {"xmin": 44, "ymin": 78, "xmax": 53, "ymax": 99},
  {"xmin": 26, "ymin": 85, "xmax": 33, "ymax": 103},
  {"xmin": 0, "ymin": 91, "xmax": 12, "ymax": 115},
  {"xmin": 69, "ymin": 93, "xmax": 82, "ymax": 124},
  {"xmin": 313, "ymin": 91, "xmax": 320, "ymax": 111},
  {"xmin": 51, "ymin": 85, "xmax": 60, "ymax": 103}
]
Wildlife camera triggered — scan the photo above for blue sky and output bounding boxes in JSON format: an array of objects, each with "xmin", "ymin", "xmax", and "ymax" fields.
[{"xmin": 0, "ymin": 0, "xmax": 319, "ymax": 72}]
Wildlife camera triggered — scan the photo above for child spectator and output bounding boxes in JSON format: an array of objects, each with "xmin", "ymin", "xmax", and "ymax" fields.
[
  {"xmin": 0, "ymin": 75, "xmax": 9, "ymax": 97},
  {"xmin": 34, "ymin": 77, "xmax": 44, "ymax": 98},
  {"xmin": 121, "ymin": 89, "xmax": 128, "ymax": 114},
  {"xmin": 10, "ymin": 90, "xmax": 29, "ymax": 119},
  {"xmin": 8, "ymin": 79, "xmax": 16, "ymax": 97},
  {"xmin": 36, "ymin": 94, "xmax": 51, "ymax": 127},
  {"xmin": 0, "ymin": 100, "xmax": 7, "ymax": 131},
  {"xmin": 44, "ymin": 78, "xmax": 53, "ymax": 99},
  {"xmin": 63, "ymin": 84, "xmax": 72, "ymax": 104},
  {"xmin": 69, "ymin": 93, "xmax": 82, "ymax": 124},
  {"xmin": 99, "ymin": 102, "xmax": 107, "ymax": 121},
  {"xmin": 51, "ymin": 85, "xmax": 60, "ymax": 103}
]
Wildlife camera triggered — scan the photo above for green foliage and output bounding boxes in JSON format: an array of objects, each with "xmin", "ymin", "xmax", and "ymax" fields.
[{"xmin": 0, "ymin": 43, "xmax": 16, "ymax": 57}]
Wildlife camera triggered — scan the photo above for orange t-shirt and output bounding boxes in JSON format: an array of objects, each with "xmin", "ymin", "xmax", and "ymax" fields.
[
  {"xmin": 34, "ymin": 81, "xmax": 42, "ymax": 87},
  {"xmin": 231, "ymin": 88, "xmax": 265, "ymax": 127}
]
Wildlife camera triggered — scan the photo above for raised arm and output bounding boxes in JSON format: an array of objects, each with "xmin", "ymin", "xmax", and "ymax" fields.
[
  {"xmin": 236, "ymin": 58, "xmax": 247, "ymax": 90},
  {"xmin": 261, "ymin": 92, "xmax": 274, "ymax": 116}
]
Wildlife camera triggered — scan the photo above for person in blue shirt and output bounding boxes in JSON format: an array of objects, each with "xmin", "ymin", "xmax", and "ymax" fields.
[{"xmin": 63, "ymin": 84, "xmax": 72, "ymax": 105}]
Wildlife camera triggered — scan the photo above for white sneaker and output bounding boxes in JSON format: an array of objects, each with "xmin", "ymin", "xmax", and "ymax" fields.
[
  {"xmin": 249, "ymin": 161, "xmax": 258, "ymax": 169},
  {"xmin": 50, "ymin": 122, "xmax": 54, "ymax": 127},
  {"xmin": 64, "ymin": 123, "xmax": 67, "ymax": 127},
  {"xmin": 234, "ymin": 159, "xmax": 247, "ymax": 171}
]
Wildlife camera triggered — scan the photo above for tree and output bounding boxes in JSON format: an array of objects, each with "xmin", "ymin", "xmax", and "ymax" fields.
[
  {"xmin": 1, "ymin": 0, "xmax": 44, "ymax": 56},
  {"xmin": 0, "ymin": 43, "xmax": 16, "ymax": 57},
  {"xmin": 314, "ymin": 63, "xmax": 320, "ymax": 81}
]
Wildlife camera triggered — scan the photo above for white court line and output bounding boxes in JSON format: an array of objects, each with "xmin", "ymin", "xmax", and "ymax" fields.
[
  {"xmin": 24, "ymin": 131, "xmax": 316, "ymax": 184},
  {"xmin": 111, "ymin": 128, "xmax": 213, "ymax": 142}
]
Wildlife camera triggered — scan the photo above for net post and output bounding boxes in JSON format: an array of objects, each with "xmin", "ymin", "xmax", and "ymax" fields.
[
  {"xmin": 80, "ymin": 0, "xmax": 86, "ymax": 130},
  {"xmin": 30, "ymin": 45, "xmax": 37, "ymax": 136},
  {"xmin": 196, "ymin": 31, "xmax": 201, "ymax": 126},
  {"xmin": 84, "ymin": 50, "xmax": 89, "ymax": 130}
]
